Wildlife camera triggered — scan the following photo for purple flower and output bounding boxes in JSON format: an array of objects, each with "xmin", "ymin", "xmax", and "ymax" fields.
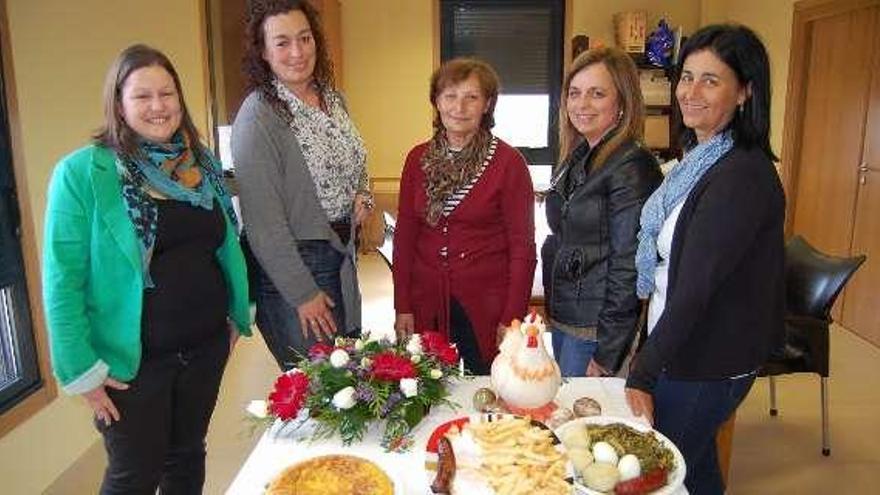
[
  {"xmin": 380, "ymin": 391, "xmax": 403, "ymax": 418},
  {"xmin": 355, "ymin": 383, "xmax": 375, "ymax": 403}
]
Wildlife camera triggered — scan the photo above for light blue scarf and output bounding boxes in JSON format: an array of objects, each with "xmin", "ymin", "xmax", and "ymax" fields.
[{"xmin": 635, "ymin": 131, "xmax": 734, "ymax": 298}]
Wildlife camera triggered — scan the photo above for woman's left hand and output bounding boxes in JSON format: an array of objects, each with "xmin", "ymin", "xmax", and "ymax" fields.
[
  {"xmin": 354, "ymin": 192, "xmax": 374, "ymax": 226},
  {"xmin": 625, "ymin": 386, "xmax": 655, "ymax": 426},
  {"xmin": 495, "ymin": 323, "xmax": 508, "ymax": 346}
]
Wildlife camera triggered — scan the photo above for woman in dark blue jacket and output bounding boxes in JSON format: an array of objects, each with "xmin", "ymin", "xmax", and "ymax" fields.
[{"xmin": 626, "ymin": 24, "xmax": 785, "ymax": 494}]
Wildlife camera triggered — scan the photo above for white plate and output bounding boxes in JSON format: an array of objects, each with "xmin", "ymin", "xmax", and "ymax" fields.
[
  {"xmin": 555, "ymin": 416, "xmax": 686, "ymax": 495},
  {"xmin": 423, "ymin": 412, "xmax": 574, "ymax": 494}
]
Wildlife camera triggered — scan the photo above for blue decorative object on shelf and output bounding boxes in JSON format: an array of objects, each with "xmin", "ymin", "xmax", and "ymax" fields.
[{"xmin": 646, "ymin": 19, "xmax": 674, "ymax": 68}]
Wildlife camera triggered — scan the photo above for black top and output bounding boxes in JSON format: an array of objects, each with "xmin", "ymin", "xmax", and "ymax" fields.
[
  {"xmin": 627, "ymin": 146, "xmax": 786, "ymax": 392},
  {"xmin": 542, "ymin": 139, "xmax": 662, "ymax": 372},
  {"xmin": 141, "ymin": 199, "xmax": 228, "ymax": 357}
]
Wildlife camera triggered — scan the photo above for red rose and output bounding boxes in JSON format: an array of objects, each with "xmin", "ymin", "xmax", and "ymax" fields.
[
  {"xmin": 421, "ymin": 331, "xmax": 459, "ymax": 365},
  {"xmin": 421, "ymin": 331, "xmax": 449, "ymax": 354},
  {"xmin": 437, "ymin": 345, "xmax": 460, "ymax": 366},
  {"xmin": 371, "ymin": 352, "xmax": 417, "ymax": 381},
  {"xmin": 268, "ymin": 371, "xmax": 310, "ymax": 420},
  {"xmin": 308, "ymin": 342, "xmax": 334, "ymax": 360}
]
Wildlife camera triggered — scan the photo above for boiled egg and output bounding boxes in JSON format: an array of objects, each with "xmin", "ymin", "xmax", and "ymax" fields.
[
  {"xmin": 591, "ymin": 441, "xmax": 619, "ymax": 465},
  {"xmin": 617, "ymin": 454, "xmax": 642, "ymax": 481}
]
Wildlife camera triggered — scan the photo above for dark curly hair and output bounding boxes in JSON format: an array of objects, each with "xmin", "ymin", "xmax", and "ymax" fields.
[{"xmin": 243, "ymin": 0, "xmax": 336, "ymax": 121}]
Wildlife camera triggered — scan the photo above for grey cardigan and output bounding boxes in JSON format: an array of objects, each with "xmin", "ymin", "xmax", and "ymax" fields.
[{"xmin": 231, "ymin": 90, "xmax": 361, "ymax": 331}]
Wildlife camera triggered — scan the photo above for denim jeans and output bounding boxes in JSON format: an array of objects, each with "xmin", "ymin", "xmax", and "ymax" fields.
[
  {"xmin": 255, "ymin": 240, "xmax": 355, "ymax": 370},
  {"xmin": 96, "ymin": 334, "xmax": 229, "ymax": 495},
  {"xmin": 551, "ymin": 327, "xmax": 598, "ymax": 377},
  {"xmin": 654, "ymin": 372, "xmax": 757, "ymax": 495}
]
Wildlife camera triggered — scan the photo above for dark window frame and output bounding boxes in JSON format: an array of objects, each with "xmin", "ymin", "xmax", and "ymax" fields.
[
  {"xmin": 439, "ymin": 0, "xmax": 564, "ymax": 165},
  {"xmin": 0, "ymin": 31, "xmax": 42, "ymax": 416}
]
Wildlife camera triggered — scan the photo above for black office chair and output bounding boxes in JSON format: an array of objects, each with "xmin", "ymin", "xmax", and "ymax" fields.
[
  {"xmin": 375, "ymin": 211, "xmax": 396, "ymax": 269},
  {"xmin": 759, "ymin": 235, "xmax": 866, "ymax": 456}
]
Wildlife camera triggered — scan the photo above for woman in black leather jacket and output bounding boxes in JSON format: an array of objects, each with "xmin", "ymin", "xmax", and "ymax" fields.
[{"xmin": 543, "ymin": 47, "xmax": 662, "ymax": 377}]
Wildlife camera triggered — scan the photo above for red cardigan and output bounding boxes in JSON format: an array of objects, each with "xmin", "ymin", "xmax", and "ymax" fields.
[{"xmin": 393, "ymin": 138, "xmax": 537, "ymax": 363}]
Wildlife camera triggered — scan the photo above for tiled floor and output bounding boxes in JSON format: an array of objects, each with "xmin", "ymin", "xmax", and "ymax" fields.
[{"xmin": 45, "ymin": 253, "xmax": 880, "ymax": 494}]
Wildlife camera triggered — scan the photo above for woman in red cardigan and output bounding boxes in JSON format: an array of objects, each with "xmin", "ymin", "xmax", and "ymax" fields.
[{"xmin": 393, "ymin": 58, "xmax": 536, "ymax": 374}]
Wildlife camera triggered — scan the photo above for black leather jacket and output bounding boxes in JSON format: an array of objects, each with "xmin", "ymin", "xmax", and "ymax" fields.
[{"xmin": 542, "ymin": 139, "xmax": 661, "ymax": 372}]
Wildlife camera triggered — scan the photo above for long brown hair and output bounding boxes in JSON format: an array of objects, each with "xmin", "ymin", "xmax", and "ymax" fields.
[
  {"xmin": 243, "ymin": 0, "xmax": 335, "ymax": 122},
  {"xmin": 93, "ymin": 44, "xmax": 203, "ymax": 160},
  {"xmin": 558, "ymin": 47, "xmax": 645, "ymax": 168}
]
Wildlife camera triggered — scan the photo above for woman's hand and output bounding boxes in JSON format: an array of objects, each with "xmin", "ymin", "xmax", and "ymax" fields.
[
  {"xmin": 625, "ymin": 387, "xmax": 655, "ymax": 426},
  {"xmin": 495, "ymin": 323, "xmax": 508, "ymax": 346},
  {"xmin": 395, "ymin": 313, "xmax": 415, "ymax": 340},
  {"xmin": 297, "ymin": 291, "xmax": 337, "ymax": 341},
  {"xmin": 586, "ymin": 358, "xmax": 610, "ymax": 377},
  {"xmin": 84, "ymin": 378, "xmax": 129, "ymax": 426},
  {"xmin": 353, "ymin": 192, "xmax": 374, "ymax": 227}
]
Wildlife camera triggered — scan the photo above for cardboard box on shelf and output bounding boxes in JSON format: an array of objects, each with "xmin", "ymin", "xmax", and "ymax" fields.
[{"xmin": 645, "ymin": 115, "xmax": 670, "ymax": 150}]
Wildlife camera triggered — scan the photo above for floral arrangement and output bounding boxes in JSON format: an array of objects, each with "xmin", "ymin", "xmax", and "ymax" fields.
[{"xmin": 248, "ymin": 331, "xmax": 462, "ymax": 450}]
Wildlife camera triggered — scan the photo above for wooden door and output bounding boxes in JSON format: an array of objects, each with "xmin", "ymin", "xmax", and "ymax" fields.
[
  {"xmin": 789, "ymin": 7, "xmax": 875, "ymax": 258},
  {"xmin": 841, "ymin": 10, "xmax": 880, "ymax": 344},
  {"xmin": 786, "ymin": 2, "xmax": 879, "ymax": 328}
]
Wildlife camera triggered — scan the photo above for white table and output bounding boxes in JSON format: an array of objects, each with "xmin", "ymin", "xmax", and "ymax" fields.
[{"xmin": 226, "ymin": 377, "xmax": 665, "ymax": 494}]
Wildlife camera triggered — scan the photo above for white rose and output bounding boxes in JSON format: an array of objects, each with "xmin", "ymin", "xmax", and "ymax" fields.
[
  {"xmin": 360, "ymin": 357, "xmax": 372, "ymax": 367},
  {"xmin": 329, "ymin": 349, "xmax": 350, "ymax": 368},
  {"xmin": 400, "ymin": 378, "xmax": 419, "ymax": 398},
  {"xmin": 354, "ymin": 339, "xmax": 365, "ymax": 351},
  {"xmin": 332, "ymin": 386, "xmax": 357, "ymax": 409},
  {"xmin": 334, "ymin": 337, "xmax": 346, "ymax": 347},
  {"xmin": 410, "ymin": 354, "xmax": 422, "ymax": 364},
  {"xmin": 246, "ymin": 400, "xmax": 268, "ymax": 418},
  {"xmin": 429, "ymin": 369, "xmax": 443, "ymax": 380},
  {"xmin": 406, "ymin": 334, "xmax": 423, "ymax": 355}
]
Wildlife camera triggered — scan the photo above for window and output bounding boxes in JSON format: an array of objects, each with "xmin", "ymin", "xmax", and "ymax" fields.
[
  {"xmin": 0, "ymin": 43, "xmax": 40, "ymax": 415},
  {"xmin": 440, "ymin": 0, "xmax": 564, "ymax": 164}
]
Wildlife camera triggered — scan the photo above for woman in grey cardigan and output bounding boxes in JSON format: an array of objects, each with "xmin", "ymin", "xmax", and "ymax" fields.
[{"xmin": 233, "ymin": 0, "xmax": 371, "ymax": 369}]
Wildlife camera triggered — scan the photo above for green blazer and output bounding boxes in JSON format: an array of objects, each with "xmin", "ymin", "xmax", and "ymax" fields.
[{"xmin": 42, "ymin": 144, "xmax": 251, "ymax": 394}]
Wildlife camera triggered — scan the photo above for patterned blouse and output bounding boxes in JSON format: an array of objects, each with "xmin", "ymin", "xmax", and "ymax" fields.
[{"xmin": 274, "ymin": 79, "xmax": 368, "ymax": 221}]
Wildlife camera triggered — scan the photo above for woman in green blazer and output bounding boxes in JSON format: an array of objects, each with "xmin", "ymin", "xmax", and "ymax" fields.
[{"xmin": 42, "ymin": 45, "xmax": 250, "ymax": 494}]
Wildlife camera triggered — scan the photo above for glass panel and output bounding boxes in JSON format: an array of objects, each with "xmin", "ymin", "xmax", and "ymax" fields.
[
  {"xmin": 493, "ymin": 94, "xmax": 549, "ymax": 148},
  {"xmin": 0, "ymin": 285, "xmax": 20, "ymax": 392}
]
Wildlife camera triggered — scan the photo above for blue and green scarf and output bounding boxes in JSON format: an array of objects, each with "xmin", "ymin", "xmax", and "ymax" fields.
[{"xmin": 118, "ymin": 131, "xmax": 238, "ymax": 287}]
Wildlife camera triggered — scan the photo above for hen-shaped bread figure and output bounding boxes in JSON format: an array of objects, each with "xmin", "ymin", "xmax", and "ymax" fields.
[{"xmin": 490, "ymin": 312, "xmax": 562, "ymax": 410}]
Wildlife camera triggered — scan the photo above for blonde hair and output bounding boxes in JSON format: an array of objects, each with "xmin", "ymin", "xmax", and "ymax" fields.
[{"xmin": 558, "ymin": 47, "xmax": 645, "ymax": 168}]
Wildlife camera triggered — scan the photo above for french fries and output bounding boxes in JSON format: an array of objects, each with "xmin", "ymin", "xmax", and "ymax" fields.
[{"xmin": 461, "ymin": 416, "xmax": 570, "ymax": 495}]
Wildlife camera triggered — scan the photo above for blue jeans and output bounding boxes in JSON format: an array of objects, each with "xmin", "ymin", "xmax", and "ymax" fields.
[
  {"xmin": 654, "ymin": 373, "xmax": 757, "ymax": 495},
  {"xmin": 255, "ymin": 240, "xmax": 355, "ymax": 370},
  {"xmin": 551, "ymin": 327, "xmax": 598, "ymax": 377}
]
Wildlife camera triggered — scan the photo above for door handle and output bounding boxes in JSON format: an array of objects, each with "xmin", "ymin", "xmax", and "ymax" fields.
[{"xmin": 859, "ymin": 162, "xmax": 869, "ymax": 172}]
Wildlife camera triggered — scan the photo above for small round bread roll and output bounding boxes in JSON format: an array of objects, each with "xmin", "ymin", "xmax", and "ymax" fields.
[
  {"xmin": 546, "ymin": 407, "xmax": 575, "ymax": 429},
  {"xmin": 572, "ymin": 397, "xmax": 602, "ymax": 417},
  {"xmin": 581, "ymin": 462, "xmax": 620, "ymax": 492}
]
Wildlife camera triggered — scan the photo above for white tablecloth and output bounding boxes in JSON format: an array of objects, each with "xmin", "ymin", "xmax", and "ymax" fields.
[{"xmin": 226, "ymin": 377, "xmax": 679, "ymax": 494}]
